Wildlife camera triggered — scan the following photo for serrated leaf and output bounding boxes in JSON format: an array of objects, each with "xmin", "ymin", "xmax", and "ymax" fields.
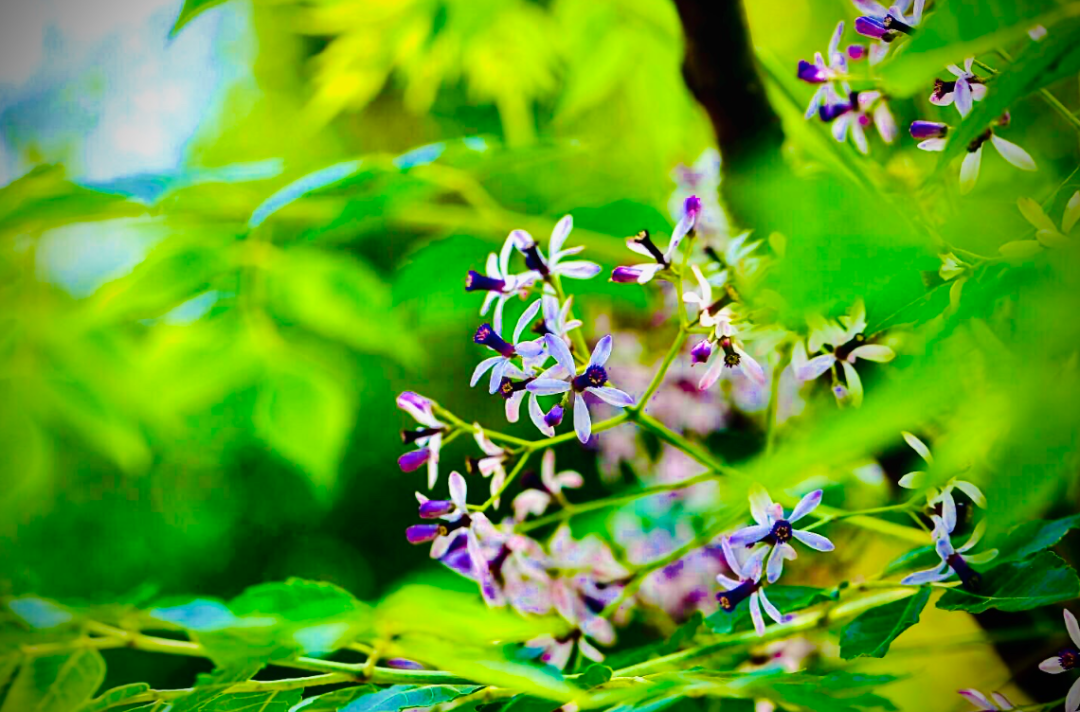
[
  {"xmin": 937, "ymin": 551, "xmax": 1080, "ymax": 613},
  {"xmin": 79, "ymin": 684, "xmax": 151, "ymax": 712},
  {"xmin": 170, "ymin": 665, "xmax": 263, "ymax": 712},
  {"xmin": 705, "ymin": 586, "xmax": 834, "ymax": 635},
  {"xmin": 170, "ymin": 0, "xmax": 234, "ymax": 38},
  {"xmin": 993, "ymin": 513, "xmax": 1080, "ymax": 565},
  {"xmin": 0, "ymin": 650, "xmax": 107, "ymax": 712},
  {"xmin": 200, "ymin": 690, "xmax": 302, "ymax": 712},
  {"xmin": 293, "ymin": 685, "xmax": 479, "ymax": 712},
  {"xmin": 839, "ymin": 587, "xmax": 930, "ymax": 660}
]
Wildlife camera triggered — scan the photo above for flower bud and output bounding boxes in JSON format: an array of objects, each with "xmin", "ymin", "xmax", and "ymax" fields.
[
  {"xmin": 405, "ymin": 523, "xmax": 442, "ymax": 544},
  {"xmin": 544, "ymin": 404, "xmax": 564, "ymax": 429},
  {"xmin": 418, "ymin": 499, "xmax": 455, "ymax": 519},
  {"xmin": 398, "ymin": 448, "xmax": 431, "ymax": 472},
  {"xmin": 690, "ymin": 340, "xmax": 713, "ymax": 365}
]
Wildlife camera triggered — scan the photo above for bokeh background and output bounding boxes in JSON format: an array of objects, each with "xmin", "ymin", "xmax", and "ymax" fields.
[{"xmin": 3, "ymin": 0, "xmax": 1080, "ymax": 708}]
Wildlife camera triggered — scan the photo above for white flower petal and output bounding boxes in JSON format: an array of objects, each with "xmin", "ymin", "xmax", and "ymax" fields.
[
  {"xmin": 958, "ymin": 690, "xmax": 994, "ymax": 709},
  {"xmin": 991, "ymin": 135, "xmax": 1036, "ymax": 171},
  {"xmin": 766, "ymin": 544, "xmax": 786, "ymax": 583},
  {"xmin": 954, "ymin": 77, "xmax": 973, "ymax": 117},
  {"xmin": 1041, "ymin": 656, "xmax": 1066, "ymax": 674},
  {"xmin": 749, "ymin": 485, "xmax": 774, "ymax": 526},
  {"xmin": 749, "ymin": 592, "xmax": 766, "ymax": 636},
  {"xmin": 1067, "ymin": 608, "xmax": 1080, "ymax": 648},
  {"xmin": 757, "ymin": 586, "xmax": 786, "ymax": 625},
  {"xmin": 589, "ymin": 335, "xmax": 613, "ymax": 367},
  {"xmin": 489, "ymin": 358, "xmax": 509, "ymax": 394},
  {"xmin": 840, "ymin": 360, "xmax": 864, "ymax": 407},
  {"xmin": 960, "ymin": 147, "xmax": 982, "ymax": 195},
  {"xmin": 514, "ymin": 299, "xmax": 543, "ymax": 343},
  {"xmin": 789, "ymin": 490, "xmax": 823, "ymax": 523},
  {"xmin": 898, "ymin": 471, "xmax": 926, "ymax": 489},
  {"xmin": 792, "ymin": 529, "xmax": 835, "ymax": 552},
  {"xmin": 721, "ymin": 537, "xmax": 744, "ymax": 577},
  {"xmin": 900, "ymin": 565, "xmax": 950, "ymax": 585},
  {"xmin": 544, "ymin": 333, "xmax": 577, "ymax": 377},
  {"xmin": 729, "ymin": 523, "xmax": 772, "ymax": 546},
  {"xmin": 918, "ymin": 137, "xmax": 948, "ymax": 152},
  {"xmin": 573, "ymin": 395, "xmax": 591, "ymax": 443},
  {"xmin": 526, "ymin": 379, "xmax": 572, "ymax": 396},
  {"xmin": 549, "ymin": 215, "xmax": 573, "ymax": 255},
  {"xmin": 1018, "ymin": 197, "xmax": 1057, "ymax": 233},
  {"xmin": 555, "ymin": 261, "xmax": 602, "ymax": 280},
  {"xmin": 528, "ymin": 395, "xmax": 554, "ymax": 437},
  {"xmin": 953, "ymin": 479, "xmax": 987, "ymax": 508},
  {"xmin": 587, "ymin": 386, "xmax": 635, "ymax": 408},
  {"xmin": 470, "ymin": 356, "xmax": 501, "ymax": 387},
  {"xmin": 796, "ymin": 353, "xmax": 836, "ymax": 382},
  {"xmin": 505, "ymin": 391, "xmax": 525, "ymax": 423},
  {"xmin": 850, "ymin": 344, "xmax": 895, "ymax": 363},
  {"xmin": 449, "ymin": 471, "xmax": 468, "ymax": 510},
  {"xmin": 902, "ymin": 431, "xmax": 932, "ymax": 463},
  {"xmin": 1068, "ymin": 676, "xmax": 1080, "ymax": 712}
]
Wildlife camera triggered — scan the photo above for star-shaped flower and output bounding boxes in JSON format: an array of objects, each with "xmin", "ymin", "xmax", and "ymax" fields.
[
  {"xmin": 900, "ymin": 515, "xmax": 997, "ymax": 589},
  {"xmin": 729, "ymin": 486, "xmax": 835, "ymax": 583},
  {"xmin": 715, "ymin": 537, "xmax": 790, "ymax": 636},
  {"xmin": 511, "ymin": 215, "xmax": 601, "ymax": 285},
  {"xmin": 396, "ymin": 391, "xmax": 446, "ymax": 488},
  {"xmin": 1039, "ymin": 609, "xmax": 1080, "ymax": 712}
]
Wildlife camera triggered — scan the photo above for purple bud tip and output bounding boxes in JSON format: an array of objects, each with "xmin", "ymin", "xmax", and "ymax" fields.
[
  {"xmin": 406, "ymin": 523, "xmax": 442, "ymax": 544},
  {"xmin": 465, "ymin": 270, "xmax": 506, "ymax": 293},
  {"xmin": 796, "ymin": 60, "xmax": 827, "ymax": 84},
  {"xmin": 398, "ymin": 448, "xmax": 431, "ymax": 473},
  {"xmin": 690, "ymin": 340, "xmax": 713, "ymax": 365},
  {"xmin": 544, "ymin": 404, "xmax": 564, "ymax": 428},
  {"xmin": 854, "ymin": 16, "xmax": 890, "ymax": 39},
  {"xmin": 684, "ymin": 195, "xmax": 703, "ymax": 219},
  {"xmin": 847, "ymin": 44, "xmax": 867, "ymax": 60},
  {"xmin": 818, "ymin": 102, "xmax": 852, "ymax": 122},
  {"xmin": 419, "ymin": 499, "xmax": 455, "ymax": 519},
  {"xmin": 909, "ymin": 120, "xmax": 948, "ymax": 140},
  {"xmin": 397, "ymin": 391, "xmax": 430, "ymax": 411},
  {"xmin": 384, "ymin": 658, "xmax": 424, "ymax": 670},
  {"xmin": 611, "ymin": 266, "xmax": 642, "ymax": 283}
]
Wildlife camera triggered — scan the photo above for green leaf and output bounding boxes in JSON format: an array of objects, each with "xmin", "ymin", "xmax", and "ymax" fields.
[
  {"xmin": 199, "ymin": 691, "xmax": 302, "ymax": 712},
  {"xmin": 170, "ymin": 666, "xmax": 263, "ymax": 712},
  {"xmin": 0, "ymin": 650, "xmax": 107, "ymax": 712},
  {"xmin": 295, "ymin": 685, "xmax": 479, "ymax": 712},
  {"xmin": 705, "ymin": 586, "xmax": 834, "ymax": 635},
  {"xmin": 0, "ymin": 165, "xmax": 145, "ymax": 237},
  {"xmin": 839, "ymin": 587, "xmax": 931, "ymax": 660},
  {"xmin": 758, "ymin": 672, "xmax": 898, "ymax": 712},
  {"xmin": 932, "ymin": 20, "xmax": 1080, "ymax": 177},
  {"xmin": 882, "ymin": 545, "xmax": 938, "ymax": 576},
  {"xmin": 937, "ymin": 551, "xmax": 1080, "ymax": 613},
  {"xmin": 79, "ymin": 684, "xmax": 151, "ymax": 712},
  {"xmin": 6, "ymin": 598, "xmax": 75, "ymax": 629},
  {"xmin": 170, "ymin": 0, "xmax": 234, "ymax": 38},
  {"xmin": 575, "ymin": 664, "xmax": 612, "ymax": 690},
  {"xmin": 878, "ymin": 0, "xmax": 1072, "ymax": 96},
  {"xmin": 992, "ymin": 513, "xmax": 1080, "ymax": 565}
]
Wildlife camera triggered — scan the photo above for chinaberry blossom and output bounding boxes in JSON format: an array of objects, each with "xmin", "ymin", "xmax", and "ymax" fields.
[
  {"xmin": 397, "ymin": 391, "xmax": 445, "ymax": 488},
  {"xmin": 471, "ymin": 299, "xmax": 547, "ymax": 394},
  {"xmin": 670, "ymin": 150, "xmax": 727, "ymax": 241},
  {"xmin": 468, "ymin": 518, "xmax": 553, "ymax": 614},
  {"xmin": 853, "ymin": 0, "xmax": 924, "ymax": 45},
  {"xmin": 793, "ymin": 300, "xmax": 894, "ymax": 407},
  {"xmin": 900, "ymin": 515, "xmax": 997, "ymax": 589},
  {"xmin": 611, "ymin": 197, "xmax": 701, "ymax": 284},
  {"xmin": 1039, "ymin": 609, "xmax": 1080, "ymax": 712},
  {"xmin": 511, "ymin": 215, "xmax": 601, "ymax": 285},
  {"xmin": 512, "ymin": 449, "xmax": 584, "ymax": 521},
  {"xmin": 820, "ymin": 89, "xmax": 898, "ymax": 154},
  {"xmin": 468, "ymin": 427, "xmax": 509, "ymax": 506},
  {"xmin": 896, "ymin": 431, "xmax": 987, "ymax": 522},
  {"xmin": 930, "ymin": 58, "xmax": 987, "ymax": 117},
  {"xmin": 681, "ymin": 265, "xmax": 765, "ymax": 388},
  {"xmin": 527, "ymin": 334, "xmax": 636, "ymax": 443},
  {"xmin": 798, "ymin": 22, "xmax": 849, "ymax": 119},
  {"xmin": 407, "ymin": 472, "xmax": 494, "ymax": 581},
  {"xmin": 730, "ymin": 486, "xmax": 834, "ymax": 583},
  {"xmin": 540, "ymin": 294, "xmax": 583, "ymax": 341},
  {"xmin": 915, "ymin": 113, "xmax": 1036, "ymax": 195},
  {"xmin": 959, "ymin": 690, "xmax": 1014, "ymax": 711},
  {"xmin": 715, "ymin": 537, "xmax": 790, "ymax": 636},
  {"xmin": 466, "ymin": 234, "xmax": 536, "ymax": 334}
]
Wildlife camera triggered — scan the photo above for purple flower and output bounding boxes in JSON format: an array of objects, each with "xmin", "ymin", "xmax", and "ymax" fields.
[
  {"xmin": 540, "ymin": 295, "xmax": 583, "ymax": 340},
  {"xmin": 470, "ymin": 299, "xmax": 548, "ymax": 394},
  {"xmin": 469, "ymin": 427, "xmax": 510, "ymax": 507},
  {"xmin": 610, "ymin": 197, "xmax": 701, "ymax": 285},
  {"xmin": 397, "ymin": 391, "xmax": 446, "ymax": 488},
  {"xmin": 853, "ymin": 0, "xmax": 924, "ymax": 42},
  {"xmin": 407, "ymin": 473, "xmax": 490, "ymax": 580},
  {"xmin": 729, "ymin": 486, "xmax": 835, "ymax": 583},
  {"xmin": 690, "ymin": 340, "xmax": 713, "ymax": 365},
  {"xmin": 526, "ymin": 334, "xmax": 636, "ymax": 443},
  {"xmin": 847, "ymin": 44, "xmax": 867, "ymax": 61},
  {"xmin": 466, "ymin": 234, "xmax": 538, "ymax": 334},
  {"xmin": 511, "ymin": 449, "xmax": 585, "ymax": 522},
  {"xmin": 510, "ymin": 215, "xmax": 601, "ymax": 284},
  {"xmin": 909, "ymin": 120, "xmax": 949, "ymax": 141},
  {"xmin": 799, "ymin": 23, "xmax": 850, "ymax": 119},
  {"xmin": 1039, "ymin": 609, "xmax": 1080, "ymax": 712},
  {"xmin": 715, "ymin": 537, "xmax": 789, "ymax": 636},
  {"xmin": 958, "ymin": 690, "xmax": 1014, "ymax": 711},
  {"xmin": 698, "ymin": 335, "xmax": 767, "ymax": 390},
  {"xmin": 929, "ymin": 58, "xmax": 987, "ymax": 117},
  {"xmin": 822, "ymin": 90, "xmax": 898, "ymax": 154},
  {"xmin": 914, "ymin": 114, "xmax": 1037, "ymax": 195},
  {"xmin": 900, "ymin": 515, "xmax": 997, "ymax": 589}
]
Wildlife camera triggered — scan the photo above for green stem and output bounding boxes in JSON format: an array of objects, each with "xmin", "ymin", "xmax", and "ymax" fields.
[
  {"xmin": 95, "ymin": 673, "xmax": 353, "ymax": 711},
  {"xmin": 479, "ymin": 450, "xmax": 532, "ymax": 511},
  {"xmin": 801, "ymin": 500, "xmax": 921, "ymax": 533},
  {"xmin": 634, "ymin": 328, "xmax": 688, "ymax": 411}
]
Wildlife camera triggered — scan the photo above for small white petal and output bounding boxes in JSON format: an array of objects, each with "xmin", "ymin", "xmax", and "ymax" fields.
[
  {"xmin": 991, "ymin": 136, "xmax": 1036, "ymax": 171},
  {"xmin": 715, "ymin": 573, "xmax": 740, "ymax": 591},
  {"xmin": 796, "ymin": 353, "xmax": 836, "ymax": 382},
  {"xmin": 549, "ymin": 215, "xmax": 573, "ymax": 255},
  {"xmin": 749, "ymin": 592, "xmax": 766, "ymax": 636},
  {"xmin": 898, "ymin": 471, "xmax": 926, "ymax": 489},
  {"xmin": 555, "ymin": 261, "xmax": 602, "ymax": 279},
  {"xmin": 573, "ymin": 395, "xmax": 591, "ymax": 444},
  {"xmin": 766, "ymin": 544, "xmax": 786, "ymax": 583},
  {"xmin": 470, "ymin": 356, "xmax": 501, "ymax": 388},
  {"xmin": 448, "ymin": 471, "xmax": 468, "ymax": 510},
  {"xmin": 900, "ymin": 566, "xmax": 950, "ymax": 585},
  {"xmin": 489, "ymin": 358, "xmax": 509, "ymax": 394},
  {"xmin": 792, "ymin": 529, "xmax": 835, "ymax": 552},
  {"xmin": 505, "ymin": 390, "xmax": 526, "ymax": 423},
  {"xmin": 1041, "ymin": 656, "xmax": 1066, "ymax": 674},
  {"xmin": 1068, "ymin": 676, "xmax": 1080, "ymax": 712},
  {"xmin": 514, "ymin": 299, "xmax": 543, "ymax": 343},
  {"xmin": 526, "ymin": 379, "xmax": 572, "ymax": 396},
  {"xmin": 544, "ymin": 333, "xmax": 577, "ymax": 377},
  {"xmin": 589, "ymin": 335, "xmax": 613, "ymax": 367},
  {"xmin": 757, "ymin": 586, "xmax": 786, "ymax": 625},
  {"xmin": 954, "ymin": 78, "xmax": 973, "ymax": 117},
  {"xmin": 840, "ymin": 360, "xmax": 863, "ymax": 407},
  {"xmin": 902, "ymin": 431, "xmax": 933, "ymax": 462},
  {"xmin": 748, "ymin": 485, "xmax": 775, "ymax": 526},
  {"xmin": 588, "ymin": 386, "xmax": 635, "ymax": 408},
  {"xmin": 1067, "ymin": 609, "xmax": 1080, "ymax": 648},
  {"xmin": 960, "ymin": 147, "xmax": 982, "ymax": 195},
  {"xmin": 850, "ymin": 344, "xmax": 895, "ymax": 363},
  {"xmin": 958, "ymin": 690, "xmax": 995, "ymax": 709},
  {"xmin": 918, "ymin": 137, "xmax": 948, "ymax": 152},
  {"xmin": 729, "ymin": 523, "xmax": 773, "ymax": 546},
  {"xmin": 1018, "ymin": 197, "xmax": 1057, "ymax": 233},
  {"xmin": 528, "ymin": 395, "xmax": 554, "ymax": 437},
  {"xmin": 953, "ymin": 479, "xmax": 987, "ymax": 508},
  {"xmin": 789, "ymin": 490, "xmax": 823, "ymax": 523}
]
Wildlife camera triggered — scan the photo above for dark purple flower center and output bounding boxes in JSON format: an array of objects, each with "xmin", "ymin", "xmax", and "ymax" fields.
[
  {"xmin": 932, "ymin": 78, "xmax": 956, "ymax": 101},
  {"xmin": 465, "ymin": 270, "xmax": 506, "ymax": 293},
  {"xmin": 968, "ymin": 128, "xmax": 993, "ymax": 153},
  {"xmin": 769, "ymin": 519, "xmax": 794, "ymax": 544},
  {"xmin": 833, "ymin": 333, "xmax": 866, "ymax": 361},
  {"xmin": 819, "ymin": 99, "xmax": 854, "ymax": 122},
  {"xmin": 717, "ymin": 579, "xmax": 759, "ymax": 612},
  {"xmin": 631, "ymin": 230, "xmax": 669, "ymax": 266},
  {"xmin": 797, "ymin": 59, "xmax": 828, "ymax": 84},
  {"xmin": 401, "ymin": 426, "xmax": 443, "ymax": 445},
  {"xmin": 719, "ymin": 337, "xmax": 741, "ymax": 368},
  {"xmin": 498, "ymin": 377, "xmax": 534, "ymax": 400},
  {"xmin": 946, "ymin": 553, "xmax": 981, "ymax": 590},
  {"xmin": 522, "ymin": 245, "xmax": 549, "ymax": 277},
  {"xmin": 489, "ymin": 544, "xmax": 512, "ymax": 585},
  {"xmin": 1060, "ymin": 648, "xmax": 1079, "ymax": 670},
  {"xmin": 572, "ymin": 365, "xmax": 608, "ymax": 392},
  {"xmin": 474, "ymin": 323, "xmax": 516, "ymax": 357},
  {"xmin": 882, "ymin": 14, "xmax": 915, "ymax": 36}
]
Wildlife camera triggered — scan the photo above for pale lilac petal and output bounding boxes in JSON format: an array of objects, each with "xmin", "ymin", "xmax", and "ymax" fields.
[
  {"xmin": 757, "ymin": 587, "xmax": 788, "ymax": 625},
  {"xmin": 480, "ymin": 290, "xmax": 498, "ymax": 318},
  {"xmin": 789, "ymin": 490, "xmax": 824, "ymax": 523},
  {"xmin": 954, "ymin": 78, "xmax": 973, "ymax": 117},
  {"xmin": 544, "ymin": 333, "xmax": 577, "ymax": 376},
  {"xmin": 449, "ymin": 472, "xmax": 468, "ymax": 510},
  {"xmin": 971, "ymin": 83, "xmax": 988, "ymax": 101},
  {"xmin": 506, "ymin": 390, "xmax": 526, "ymax": 423},
  {"xmin": 555, "ymin": 261, "xmax": 602, "ymax": 280},
  {"xmin": 1041, "ymin": 657, "xmax": 1066, "ymax": 674},
  {"xmin": 489, "ymin": 358, "xmax": 509, "ymax": 394},
  {"xmin": 635, "ymin": 263, "xmax": 664, "ymax": 284},
  {"xmin": 766, "ymin": 544, "xmax": 786, "ymax": 583},
  {"xmin": 796, "ymin": 353, "xmax": 836, "ymax": 381},
  {"xmin": 991, "ymin": 693, "xmax": 1013, "ymax": 710},
  {"xmin": 589, "ymin": 335, "xmax": 613, "ymax": 367},
  {"xmin": 729, "ymin": 523, "xmax": 772, "ymax": 546},
  {"xmin": 587, "ymin": 386, "xmax": 635, "ymax": 408},
  {"xmin": 514, "ymin": 299, "xmax": 543, "ymax": 343},
  {"xmin": 698, "ymin": 358, "xmax": 725, "ymax": 390},
  {"xmin": 528, "ymin": 395, "xmax": 554, "ymax": 437},
  {"xmin": 526, "ymin": 379, "xmax": 572, "ymax": 396},
  {"xmin": 720, "ymin": 537, "xmax": 743, "ymax": 577},
  {"xmin": 919, "ymin": 137, "xmax": 948, "ymax": 151},
  {"xmin": 851, "ymin": 120, "xmax": 869, "ymax": 155},
  {"xmin": 492, "ymin": 297, "xmax": 506, "ymax": 336},
  {"xmin": 513, "ymin": 490, "xmax": 551, "ymax": 521},
  {"xmin": 958, "ymin": 690, "xmax": 994, "ymax": 709},
  {"xmin": 578, "ymin": 636, "xmax": 605, "ymax": 663},
  {"xmin": 510, "ymin": 229, "xmax": 534, "ymax": 250},
  {"xmin": 874, "ymin": 102, "xmax": 898, "ymax": 143},
  {"xmin": 427, "ymin": 434, "xmax": 442, "ymax": 490},
  {"xmin": 749, "ymin": 592, "xmax": 766, "ymax": 636},
  {"xmin": 792, "ymin": 529, "xmax": 835, "ymax": 551},
  {"xmin": 960, "ymin": 147, "xmax": 982, "ymax": 195},
  {"xmin": 749, "ymin": 486, "xmax": 774, "ymax": 526},
  {"xmin": 900, "ymin": 565, "xmax": 950, "ymax": 586},
  {"xmin": 715, "ymin": 574, "xmax": 740, "ymax": 591},
  {"xmin": 954, "ymin": 480, "xmax": 987, "ymax": 508},
  {"xmin": 941, "ymin": 491, "xmax": 957, "ymax": 533},
  {"xmin": 470, "ymin": 356, "xmax": 501, "ymax": 387},
  {"xmin": 499, "ymin": 234, "xmax": 515, "ymax": 275},
  {"xmin": 555, "ymin": 471, "xmax": 583, "ymax": 490},
  {"xmin": 840, "ymin": 360, "xmax": 863, "ymax": 407},
  {"xmin": 574, "ymin": 395, "xmax": 592, "ymax": 443},
  {"xmin": 828, "ymin": 20, "xmax": 844, "ymax": 57},
  {"xmin": 1068, "ymin": 677, "xmax": 1080, "ymax": 712},
  {"xmin": 515, "ymin": 340, "xmax": 545, "ymax": 360},
  {"xmin": 1067, "ymin": 609, "xmax": 1080, "ymax": 648},
  {"xmin": 849, "ymin": 344, "xmax": 895, "ymax": 363},
  {"xmin": 550, "ymin": 215, "xmax": 573, "ymax": 255},
  {"xmin": 736, "ymin": 347, "xmax": 767, "ymax": 385},
  {"xmin": 991, "ymin": 136, "xmax": 1037, "ymax": 171}
]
